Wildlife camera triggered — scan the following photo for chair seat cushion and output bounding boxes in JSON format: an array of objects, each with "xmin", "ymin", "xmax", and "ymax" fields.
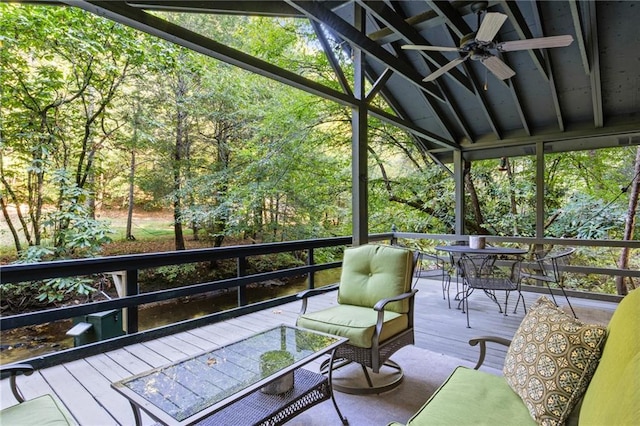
[
  {"xmin": 403, "ymin": 367, "xmax": 535, "ymax": 426},
  {"xmin": 296, "ymin": 304, "xmax": 408, "ymax": 348},
  {"xmin": 1, "ymin": 394, "xmax": 75, "ymax": 425}
]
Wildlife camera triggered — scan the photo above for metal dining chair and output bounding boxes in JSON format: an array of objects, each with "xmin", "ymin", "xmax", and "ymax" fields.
[
  {"xmin": 416, "ymin": 252, "xmax": 452, "ymax": 307},
  {"xmin": 520, "ymin": 247, "xmax": 577, "ymax": 318},
  {"xmin": 457, "ymin": 254, "xmax": 526, "ymax": 328}
]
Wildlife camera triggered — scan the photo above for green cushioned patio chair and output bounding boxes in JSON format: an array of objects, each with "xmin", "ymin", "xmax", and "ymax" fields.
[
  {"xmin": 296, "ymin": 244, "xmax": 418, "ymax": 395},
  {"xmin": 0, "ymin": 364, "xmax": 76, "ymax": 426}
]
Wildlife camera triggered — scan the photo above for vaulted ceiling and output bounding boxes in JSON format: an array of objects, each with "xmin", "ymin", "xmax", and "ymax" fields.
[{"xmin": 59, "ymin": 1, "xmax": 640, "ymax": 163}]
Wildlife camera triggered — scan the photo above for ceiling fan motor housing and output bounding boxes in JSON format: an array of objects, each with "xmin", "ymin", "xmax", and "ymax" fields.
[{"xmin": 461, "ymin": 33, "xmax": 495, "ymax": 60}]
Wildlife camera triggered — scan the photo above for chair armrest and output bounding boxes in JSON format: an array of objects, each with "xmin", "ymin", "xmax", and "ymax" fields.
[
  {"xmin": 0, "ymin": 363, "xmax": 35, "ymax": 403},
  {"xmin": 373, "ymin": 289, "xmax": 418, "ymax": 311},
  {"xmin": 297, "ymin": 283, "xmax": 339, "ymax": 299},
  {"xmin": 297, "ymin": 283, "xmax": 339, "ymax": 314},
  {"xmin": 370, "ymin": 289, "xmax": 418, "ymax": 348},
  {"xmin": 468, "ymin": 336, "xmax": 512, "ymax": 370},
  {"xmin": 0, "ymin": 364, "xmax": 35, "ymax": 376}
]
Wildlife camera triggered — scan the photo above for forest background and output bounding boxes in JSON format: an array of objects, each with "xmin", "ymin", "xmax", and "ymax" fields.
[{"xmin": 1, "ymin": 4, "xmax": 639, "ymax": 312}]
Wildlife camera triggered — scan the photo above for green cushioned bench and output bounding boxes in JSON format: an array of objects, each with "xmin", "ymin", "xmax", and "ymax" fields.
[
  {"xmin": 0, "ymin": 364, "xmax": 76, "ymax": 426},
  {"xmin": 391, "ymin": 288, "xmax": 640, "ymax": 426}
]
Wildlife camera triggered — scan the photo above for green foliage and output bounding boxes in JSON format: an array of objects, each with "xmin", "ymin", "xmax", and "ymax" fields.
[
  {"xmin": 5, "ymin": 170, "xmax": 112, "ymax": 304},
  {"xmin": 36, "ymin": 277, "xmax": 95, "ymax": 303},
  {"xmin": 250, "ymin": 252, "xmax": 305, "ymax": 273},
  {"xmin": 547, "ymin": 193, "xmax": 623, "ymax": 239},
  {"xmin": 42, "ymin": 170, "xmax": 113, "ymax": 258},
  {"xmin": 155, "ymin": 264, "xmax": 198, "ymax": 282},
  {"xmin": 5, "ymin": 246, "xmax": 96, "ymax": 306}
]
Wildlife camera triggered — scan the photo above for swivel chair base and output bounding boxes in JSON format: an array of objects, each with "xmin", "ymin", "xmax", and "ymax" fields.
[{"xmin": 320, "ymin": 357, "xmax": 404, "ymax": 395}]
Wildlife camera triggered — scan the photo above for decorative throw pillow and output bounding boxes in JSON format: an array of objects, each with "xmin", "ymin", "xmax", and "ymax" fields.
[{"xmin": 503, "ymin": 297, "xmax": 606, "ymax": 426}]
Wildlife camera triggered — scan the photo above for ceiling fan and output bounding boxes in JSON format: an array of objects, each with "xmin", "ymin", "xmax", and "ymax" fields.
[{"xmin": 401, "ymin": 1, "xmax": 574, "ymax": 82}]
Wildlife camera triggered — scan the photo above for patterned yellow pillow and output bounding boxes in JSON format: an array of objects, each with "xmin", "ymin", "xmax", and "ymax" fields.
[{"xmin": 503, "ymin": 297, "xmax": 606, "ymax": 426}]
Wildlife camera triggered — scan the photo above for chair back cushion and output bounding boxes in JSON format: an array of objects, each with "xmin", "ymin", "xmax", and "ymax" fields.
[
  {"xmin": 338, "ymin": 244, "xmax": 414, "ymax": 313},
  {"xmin": 578, "ymin": 288, "xmax": 640, "ymax": 425}
]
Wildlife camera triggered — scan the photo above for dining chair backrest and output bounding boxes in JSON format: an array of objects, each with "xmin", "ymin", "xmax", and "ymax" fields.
[
  {"xmin": 458, "ymin": 255, "xmax": 493, "ymax": 279},
  {"xmin": 532, "ymin": 247, "xmax": 575, "ymax": 283}
]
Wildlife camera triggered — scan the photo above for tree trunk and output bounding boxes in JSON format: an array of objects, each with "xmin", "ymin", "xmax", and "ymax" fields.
[
  {"xmin": 172, "ymin": 75, "xmax": 188, "ymax": 251},
  {"xmin": 615, "ymin": 146, "xmax": 640, "ymax": 295},
  {"xmin": 126, "ymin": 149, "xmax": 136, "ymax": 241},
  {"xmin": 504, "ymin": 158, "xmax": 519, "ymax": 236},
  {"xmin": 1, "ymin": 152, "xmax": 32, "ymax": 252},
  {"xmin": 464, "ymin": 160, "xmax": 487, "ymax": 234},
  {"xmin": 0, "ymin": 196, "xmax": 22, "ymax": 253}
]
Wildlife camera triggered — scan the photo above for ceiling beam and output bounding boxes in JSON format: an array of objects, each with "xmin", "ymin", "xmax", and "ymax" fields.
[
  {"xmin": 360, "ymin": 0, "xmax": 474, "ymax": 93},
  {"xmin": 363, "ymin": 63, "xmax": 455, "ymax": 154},
  {"xmin": 460, "ymin": 61, "xmax": 502, "ymax": 139},
  {"xmin": 500, "ymin": 1, "xmax": 549, "ymax": 81},
  {"xmin": 385, "ymin": 1, "xmax": 473, "ymax": 142},
  {"xmin": 500, "ymin": 51, "xmax": 531, "ymax": 136},
  {"xmin": 532, "ymin": 1, "xmax": 564, "ymax": 131},
  {"xmin": 124, "ymin": 0, "xmax": 305, "ymax": 17},
  {"xmin": 392, "ymin": 42, "xmax": 456, "ymax": 141},
  {"xmin": 63, "ymin": 1, "xmax": 358, "ymax": 107},
  {"xmin": 310, "ymin": 20, "xmax": 353, "ymax": 97},
  {"xmin": 285, "ymin": 0, "xmax": 446, "ymax": 102},
  {"xmin": 369, "ymin": 106, "xmax": 458, "ymax": 150},
  {"xmin": 583, "ymin": 1, "xmax": 603, "ymax": 128},
  {"xmin": 436, "ymin": 124, "xmax": 640, "ymax": 163},
  {"xmin": 568, "ymin": 0, "xmax": 590, "ymax": 75},
  {"xmin": 426, "ymin": 0, "xmax": 470, "ymax": 39},
  {"xmin": 365, "ymin": 68, "xmax": 393, "ymax": 103},
  {"xmin": 367, "ymin": 1, "xmax": 488, "ymax": 44}
]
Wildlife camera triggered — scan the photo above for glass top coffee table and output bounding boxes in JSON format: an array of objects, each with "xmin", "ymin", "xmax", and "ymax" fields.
[{"xmin": 112, "ymin": 325, "xmax": 348, "ymax": 425}]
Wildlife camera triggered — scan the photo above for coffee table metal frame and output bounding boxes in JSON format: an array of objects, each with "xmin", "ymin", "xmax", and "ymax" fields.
[{"xmin": 111, "ymin": 325, "xmax": 348, "ymax": 426}]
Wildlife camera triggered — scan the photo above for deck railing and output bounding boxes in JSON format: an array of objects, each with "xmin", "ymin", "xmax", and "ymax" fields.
[{"xmin": 1, "ymin": 232, "xmax": 638, "ymax": 368}]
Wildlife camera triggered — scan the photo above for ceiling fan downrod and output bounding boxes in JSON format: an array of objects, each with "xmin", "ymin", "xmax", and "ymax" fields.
[{"xmin": 471, "ymin": 1, "xmax": 489, "ymax": 29}]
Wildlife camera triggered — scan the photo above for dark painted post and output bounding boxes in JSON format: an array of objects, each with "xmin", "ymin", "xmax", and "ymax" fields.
[
  {"xmin": 454, "ymin": 150, "xmax": 465, "ymax": 235},
  {"xmin": 237, "ymin": 256, "xmax": 248, "ymax": 306},
  {"xmin": 125, "ymin": 269, "xmax": 139, "ymax": 333},
  {"xmin": 352, "ymin": 3, "xmax": 368, "ymax": 247},
  {"xmin": 391, "ymin": 224, "xmax": 398, "ymax": 245},
  {"xmin": 307, "ymin": 248, "xmax": 315, "ymax": 289}
]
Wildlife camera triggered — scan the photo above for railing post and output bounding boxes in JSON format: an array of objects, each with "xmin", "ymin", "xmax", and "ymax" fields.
[
  {"xmin": 237, "ymin": 256, "xmax": 248, "ymax": 306},
  {"xmin": 391, "ymin": 224, "xmax": 398, "ymax": 245},
  {"xmin": 125, "ymin": 269, "xmax": 139, "ymax": 334},
  {"xmin": 307, "ymin": 248, "xmax": 315, "ymax": 290}
]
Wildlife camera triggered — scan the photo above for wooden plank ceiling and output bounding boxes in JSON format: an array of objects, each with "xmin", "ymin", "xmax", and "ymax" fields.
[{"xmin": 63, "ymin": 1, "xmax": 640, "ymax": 163}]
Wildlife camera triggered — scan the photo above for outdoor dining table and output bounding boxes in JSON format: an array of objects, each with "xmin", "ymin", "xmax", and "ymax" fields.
[{"xmin": 434, "ymin": 245, "xmax": 528, "ymax": 257}]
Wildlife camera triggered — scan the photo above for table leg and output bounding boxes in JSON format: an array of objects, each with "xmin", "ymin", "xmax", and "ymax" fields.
[
  {"xmin": 129, "ymin": 401, "xmax": 143, "ymax": 426},
  {"xmin": 328, "ymin": 348, "xmax": 349, "ymax": 425}
]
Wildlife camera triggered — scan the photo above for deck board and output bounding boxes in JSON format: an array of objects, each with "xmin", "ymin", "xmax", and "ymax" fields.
[
  {"xmin": 63, "ymin": 359, "xmax": 133, "ymax": 425},
  {"xmin": 41, "ymin": 363, "xmax": 119, "ymax": 425},
  {"xmin": 1, "ymin": 277, "xmax": 617, "ymax": 425}
]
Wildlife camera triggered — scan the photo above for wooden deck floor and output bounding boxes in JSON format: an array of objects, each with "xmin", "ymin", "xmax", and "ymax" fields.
[{"xmin": 0, "ymin": 277, "xmax": 618, "ymax": 425}]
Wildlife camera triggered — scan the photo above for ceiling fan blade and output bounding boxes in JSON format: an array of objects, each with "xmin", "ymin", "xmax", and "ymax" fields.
[
  {"xmin": 402, "ymin": 45, "xmax": 461, "ymax": 52},
  {"xmin": 475, "ymin": 12, "xmax": 508, "ymax": 42},
  {"xmin": 498, "ymin": 35, "xmax": 574, "ymax": 52},
  {"xmin": 423, "ymin": 55, "xmax": 469, "ymax": 82},
  {"xmin": 481, "ymin": 56, "xmax": 516, "ymax": 80}
]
